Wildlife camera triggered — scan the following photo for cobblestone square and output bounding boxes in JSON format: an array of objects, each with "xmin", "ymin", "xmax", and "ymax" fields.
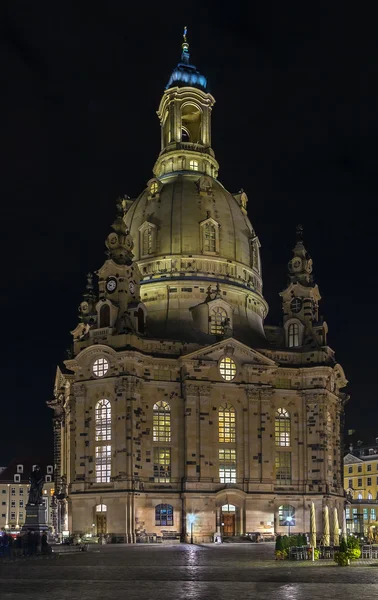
[{"xmin": 2, "ymin": 543, "xmax": 378, "ymax": 600}]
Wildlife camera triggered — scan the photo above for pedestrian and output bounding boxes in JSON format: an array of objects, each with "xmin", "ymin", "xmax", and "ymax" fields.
[
  {"xmin": 2, "ymin": 532, "xmax": 9, "ymax": 558},
  {"xmin": 41, "ymin": 532, "xmax": 48, "ymax": 555},
  {"xmin": 27, "ymin": 530, "xmax": 33, "ymax": 556},
  {"xmin": 15, "ymin": 534, "xmax": 22, "ymax": 558},
  {"xmin": 33, "ymin": 531, "xmax": 41, "ymax": 555},
  {"xmin": 8, "ymin": 534, "xmax": 14, "ymax": 559}
]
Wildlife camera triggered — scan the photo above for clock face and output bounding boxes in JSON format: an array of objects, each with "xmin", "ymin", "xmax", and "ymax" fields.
[
  {"xmin": 108, "ymin": 233, "xmax": 118, "ymax": 246},
  {"xmin": 290, "ymin": 297, "xmax": 302, "ymax": 313},
  {"xmin": 106, "ymin": 278, "xmax": 117, "ymax": 293},
  {"xmin": 129, "ymin": 281, "xmax": 135, "ymax": 295},
  {"xmin": 292, "ymin": 258, "xmax": 302, "ymax": 271},
  {"xmin": 80, "ymin": 301, "xmax": 89, "ymax": 314}
]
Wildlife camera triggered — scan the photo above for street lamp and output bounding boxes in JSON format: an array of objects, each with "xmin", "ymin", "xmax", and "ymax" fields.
[
  {"xmin": 286, "ymin": 515, "xmax": 293, "ymax": 537},
  {"xmin": 188, "ymin": 514, "xmax": 195, "ymax": 544}
]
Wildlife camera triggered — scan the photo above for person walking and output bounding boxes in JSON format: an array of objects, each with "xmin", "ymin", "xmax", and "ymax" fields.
[{"xmin": 41, "ymin": 532, "xmax": 48, "ymax": 555}]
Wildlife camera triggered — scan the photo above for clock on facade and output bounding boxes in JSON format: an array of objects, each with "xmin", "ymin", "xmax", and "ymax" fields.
[
  {"xmin": 290, "ymin": 297, "xmax": 302, "ymax": 313},
  {"xmin": 106, "ymin": 278, "xmax": 117, "ymax": 293},
  {"xmin": 129, "ymin": 281, "xmax": 135, "ymax": 295},
  {"xmin": 292, "ymin": 258, "xmax": 302, "ymax": 271}
]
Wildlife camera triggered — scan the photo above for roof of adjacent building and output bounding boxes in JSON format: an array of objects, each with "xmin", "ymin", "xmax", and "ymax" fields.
[{"xmin": 0, "ymin": 458, "xmax": 54, "ymax": 484}]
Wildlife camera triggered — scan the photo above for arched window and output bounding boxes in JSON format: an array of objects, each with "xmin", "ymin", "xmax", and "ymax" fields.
[
  {"xmin": 210, "ymin": 307, "xmax": 228, "ymax": 335},
  {"xmin": 288, "ymin": 322, "xmax": 299, "ymax": 347},
  {"xmin": 204, "ymin": 223, "xmax": 216, "ymax": 253},
  {"xmin": 155, "ymin": 504, "xmax": 173, "ymax": 526},
  {"xmin": 218, "ymin": 403, "xmax": 236, "ymax": 443},
  {"xmin": 368, "ymin": 492, "xmax": 373, "ymax": 500},
  {"xmin": 275, "ymin": 408, "xmax": 290, "ymax": 446},
  {"xmin": 96, "ymin": 504, "xmax": 107, "ymax": 512},
  {"xmin": 278, "ymin": 504, "xmax": 295, "ymax": 525},
  {"xmin": 358, "ymin": 493, "xmax": 363, "ymax": 500},
  {"xmin": 142, "ymin": 227, "xmax": 153, "ymax": 256},
  {"xmin": 100, "ymin": 304, "xmax": 110, "ymax": 328},
  {"xmin": 189, "ymin": 159, "xmax": 199, "ymax": 171},
  {"xmin": 95, "ymin": 399, "xmax": 111, "ymax": 441},
  {"xmin": 153, "ymin": 401, "xmax": 171, "ymax": 442}
]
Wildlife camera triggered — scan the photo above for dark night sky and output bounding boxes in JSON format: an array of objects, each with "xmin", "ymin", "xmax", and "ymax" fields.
[{"xmin": 1, "ymin": 2, "xmax": 377, "ymax": 464}]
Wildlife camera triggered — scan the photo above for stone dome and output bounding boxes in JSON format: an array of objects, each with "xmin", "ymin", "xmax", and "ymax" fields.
[{"xmin": 124, "ymin": 172, "xmax": 268, "ymax": 343}]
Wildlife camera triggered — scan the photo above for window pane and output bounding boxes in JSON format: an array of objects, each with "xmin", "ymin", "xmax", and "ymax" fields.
[
  {"xmin": 219, "ymin": 448, "xmax": 236, "ymax": 483},
  {"xmin": 153, "ymin": 448, "xmax": 171, "ymax": 483},
  {"xmin": 278, "ymin": 504, "xmax": 295, "ymax": 525},
  {"xmin": 218, "ymin": 404, "xmax": 236, "ymax": 443},
  {"xmin": 95, "ymin": 445, "xmax": 111, "ymax": 483},
  {"xmin": 95, "ymin": 399, "xmax": 111, "ymax": 441},
  {"xmin": 275, "ymin": 452, "xmax": 291, "ymax": 484},
  {"xmin": 210, "ymin": 307, "xmax": 227, "ymax": 335},
  {"xmin": 155, "ymin": 503, "xmax": 174, "ymax": 526},
  {"xmin": 153, "ymin": 401, "xmax": 171, "ymax": 442},
  {"xmin": 275, "ymin": 408, "xmax": 290, "ymax": 447}
]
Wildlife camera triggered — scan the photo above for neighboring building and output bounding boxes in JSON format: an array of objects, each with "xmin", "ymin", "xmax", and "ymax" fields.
[
  {"xmin": 0, "ymin": 459, "xmax": 55, "ymax": 533},
  {"xmin": 48, "ymin": 31, "xmax": 348, "ymax": 543},
  {"xmin": 344, "ymin": 448, "xmax": 378, "ymax": 536}
]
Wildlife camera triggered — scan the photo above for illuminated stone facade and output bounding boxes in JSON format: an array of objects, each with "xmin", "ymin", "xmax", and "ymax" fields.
[{"xmin": 49, "ymin": 34, "xmax": 348, "ymax": 543}]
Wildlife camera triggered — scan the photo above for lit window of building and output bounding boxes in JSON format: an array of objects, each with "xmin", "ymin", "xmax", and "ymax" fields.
[
  {"xmin": 93, "ymin": 357, "xmax": 109, "ymax": 378},
  {"xmin": 95, "ymin": 399, "xmax": 111, "ymax": 442},
  {"xmin": 96, "ymin": 504, "xmax": 107, "ymax": 512},
  {"xmin": 275, "ymin": 452, "xmax": 291, "ymax": 484},
  {"xmin": 153, "ymin": 401, "xmax": 171, "ymax": 442},
  {"xmin": 153, "ymin": 448, "xmax": 171, "ymax": 483},
  {"xmin": 218, "ymin": 403, "xmax": 236, "ymax": 443},
  {"xmin": 219, "ymin": 357, "xmax": 236, "ymax": 381},
  {"xmin": 95, "ymin": 445, "xmax": 111, "ymax": 483},
  {"xmin": 204, "ymin": 223, "xmax": 216, "ymax": 253},
  {"xmin": 219, "ymin": 448, "xmax": 236, "ymax": 483},
  {"xmin": 142, "ymin": 227, "xmax": 153, "ymax": 256},
  {"xmin": 275, "ymin": 408, "xmax": 290, "ymax": 447},
  {"xmin": 210, "ymin": 306, "xmax": 227, "ymax": 335},
  {"xmin": 189, "ymin": 160, "xmax": 198, "ymax": 171},
  {"xmin": 155, "ymin": 504, "xmax": 173, "ymax": 526},
  {"xmin": 288, "ymin": 323, "xmax": 299, "ymax": 347},
  {"xmin": 371, "ymin": 508, "xmax": 376, "ymax": 520},
  {"xmin": 150, "ymin": 181, "xmax": 158, "ymax": 195}
]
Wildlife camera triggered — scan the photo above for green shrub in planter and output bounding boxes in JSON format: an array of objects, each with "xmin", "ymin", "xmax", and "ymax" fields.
[
  {"xmin": 347, "ymin": 536, "xmax": 361, "ymax": 560},
  {"xmin": 339, "ymin": 538, "xmax": 348, "ymax": 553},
  {"xmin": 334, "ymin": 551, "xmax": 350, "ymax": 567}
]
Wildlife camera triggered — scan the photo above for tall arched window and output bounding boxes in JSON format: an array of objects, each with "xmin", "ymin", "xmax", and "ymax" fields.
[
  {"xmin": 218, "ymin": 403, "xmax": 236, "ymax": 443},
  {"xmin": 204, "ymin": 223, "xmax": 216, "ymax": 253},
  {"xmin": 275, "ymin": 408, "xmax": 290, "ymax": 446},
  {"xmin": 153, "ymin": 401, "xmax": 171, "ymax": 442},
  {"xmin": 100, "ymin": 304, "xmax": 110, "ymax": 328},
  {"xmin": 278, "ymin": 504, "xmax": 295, "ymax": 525},
  {"xmin": 288, "ymin": 322, "xmax": 299, "ymax": 347},
  {"xmin": 95, "ymin": 399, "xmax": 111, "ymax": 483},
  {"xmin": 210, "ymin": 306, "xmax": 227, "ymax": 335},
  {"xmin": 95, "ymin": 399, "xmax": 111, "ymax": 441},
  {"xmin": 155, "ymin": 504, "xmax": 173, "ymax": 526},
  {"xmin": 142, "ymin": 227, "xmax": 153, "ymax": 256}
]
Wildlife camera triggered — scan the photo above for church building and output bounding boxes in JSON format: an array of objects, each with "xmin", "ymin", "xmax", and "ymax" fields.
[{"xmin": 48, "ymin": 31, "xmax": 348, "ymax": 543}]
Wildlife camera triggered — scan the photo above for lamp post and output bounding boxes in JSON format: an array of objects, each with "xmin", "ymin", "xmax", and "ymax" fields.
[
  {"xmin": 286, "ymin": 515, "xmax": 293, "ymax": 538},
  {"xmin": 188, "ymin": 514, "xmax": 195, "ymax": 544}
]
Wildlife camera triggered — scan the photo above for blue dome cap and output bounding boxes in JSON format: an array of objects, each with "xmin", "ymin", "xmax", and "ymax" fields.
[{"xmin": 166, "ymin": 27, "xmax": 207, "ymax": 91}]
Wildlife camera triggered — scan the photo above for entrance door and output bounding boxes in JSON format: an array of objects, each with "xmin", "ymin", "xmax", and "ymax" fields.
[
  {"xmin": 96, "ymin": 514, "xmax": 107, "ymax": 534},
  {"xmin": 222, "ymin": 513, "xmax": 235, "ymax": 536}
]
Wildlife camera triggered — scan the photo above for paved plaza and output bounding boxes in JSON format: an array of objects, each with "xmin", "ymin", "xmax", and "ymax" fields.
[{"xmin": 2, "ymin": 543, "xmax": 378, "ymax": 600}]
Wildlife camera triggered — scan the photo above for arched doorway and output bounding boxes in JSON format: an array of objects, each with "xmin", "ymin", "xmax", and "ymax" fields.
[
  {"xmin": 221, "ymin": 503, "xmax": 236, "ymax": 536},
  {"xmin": 95, "ymin": 504, "xmax": 107, "ymax": 534}
]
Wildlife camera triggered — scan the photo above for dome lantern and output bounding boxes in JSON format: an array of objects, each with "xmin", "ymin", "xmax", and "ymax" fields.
[{"xmin": 154, "ymin": 28, "xmax": 219, "ymax": 180}]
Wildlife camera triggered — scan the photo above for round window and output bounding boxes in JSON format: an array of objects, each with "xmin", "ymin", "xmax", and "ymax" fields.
[
  {"xmin": 92, "ymin": 357, "xmax": 109, "ymax": 378},
  {"xmin": 219, "ymin": 357, "xmax": 236, "ymax": 381}
]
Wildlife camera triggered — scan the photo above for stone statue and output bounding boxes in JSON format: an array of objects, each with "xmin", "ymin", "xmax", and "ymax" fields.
[{"xmin": 28, "ymin": 466, "xmax": 44, "ymax": 505}]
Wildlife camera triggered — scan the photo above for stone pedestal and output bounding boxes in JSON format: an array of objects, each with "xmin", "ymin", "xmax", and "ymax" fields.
[{"xmin": 22, "ymin": 504, "xmax": 49, "ymax": 533}]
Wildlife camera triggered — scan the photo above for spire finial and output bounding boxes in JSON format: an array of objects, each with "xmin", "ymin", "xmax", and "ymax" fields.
[
  {"xmin": 181, "ymin": 26, "xmax": 190, "ymax": 63},
  {"xmin": 296, "ymin": 223, "xmax": 304, "ymax": 242}
]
